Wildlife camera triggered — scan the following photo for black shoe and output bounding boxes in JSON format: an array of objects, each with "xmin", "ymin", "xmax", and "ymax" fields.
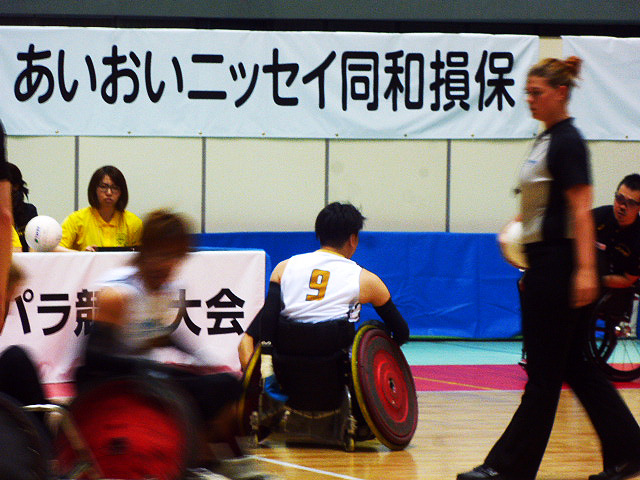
[
  {"xmin": 457, "ymin": 465, "xmax": 506, "ymax": 480},
  {"xmin": 589, "ymin": 461, "xmax": 640, "ymax": 480}
]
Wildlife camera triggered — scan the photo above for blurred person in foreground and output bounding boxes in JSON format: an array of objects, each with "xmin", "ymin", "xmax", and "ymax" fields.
[
  {"xmin": 0, "ymin": 121, "xmax": 14, "ymax": 317},
  {"xmin": 77, "ymin": 209, "xmax": 270, "ymax": 480}
]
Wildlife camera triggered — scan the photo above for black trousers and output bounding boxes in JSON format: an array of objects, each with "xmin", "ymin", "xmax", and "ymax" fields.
[
  {"xmin": 0, "ymin": 345, "xmax": 48, "ymax": 431},
  {"xmin": 0, "ymin": 346, "xmax": 47, "ymax": 408},
  {"xmin": 485, "ymin": 241, "xmax": 640, "ymax": 480}
]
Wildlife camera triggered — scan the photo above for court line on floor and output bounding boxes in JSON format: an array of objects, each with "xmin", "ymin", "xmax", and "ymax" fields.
[
  {"xmin": 412, "ymin": 375, "xmax": 494, "ymax": 391},
  {"xmin": 252, "ymin": 456, "xmax": 366, "ymax": 480}
]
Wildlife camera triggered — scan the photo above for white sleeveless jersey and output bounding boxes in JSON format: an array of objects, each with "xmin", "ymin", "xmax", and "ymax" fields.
[
  {"xmin": 280, "ymin": 250, "xmax": 362, "ymax": 324},
  {"xmin": 99, "ymin": 266, "xmax": 178, "ymax": 353}
]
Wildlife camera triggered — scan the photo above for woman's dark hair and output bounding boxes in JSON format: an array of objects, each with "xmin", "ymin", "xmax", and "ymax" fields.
[
  {"xmin": 315, "ymin": 202, "xmax": 365, "ymax": 248},
  {"xmin": 8, "ymin": 163, "xmax": 29, "ymax": 202},
  {"xmin": 87, "ymin": 165, "xmax": 129, "ymax": 211}
]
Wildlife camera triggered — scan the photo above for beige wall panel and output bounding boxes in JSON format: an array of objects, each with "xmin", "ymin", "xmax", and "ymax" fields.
[
  {"xmin": 450, "ymin": 139, "xmax": 531, "ymax": 233},
  {"xmin": 590, "ymin": 141, "xmax": 640, "ymax": 207},
  {"xmin": 6, "ymin": 136, "xmax": 75, "ymax": 224},
  {"xmin": 205, "ymin": 138, "xmax": 325, "ymax": 232},
  {"xmin": 328, "ymin": 140, "xmax": 447, "ymax": 232},
  {"xmin": 78, "ymin": 137, "xmax": 202, "ymax": 226},
  {"xmin": 540, "ymin": 37, "xmax": 563, "ymax": 60}
]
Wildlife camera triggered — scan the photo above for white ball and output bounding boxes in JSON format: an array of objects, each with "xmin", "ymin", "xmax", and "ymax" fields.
[
  {"xmin": 24, "ymin": 215, "xmax": 63, "ymax": 252},
  {"xmin": 498, "ymin": 220, "xmax": 528, "ymax": 269}
]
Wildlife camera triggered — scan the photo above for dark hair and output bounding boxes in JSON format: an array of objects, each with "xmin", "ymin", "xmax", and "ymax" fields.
[
  {"xmin": 528, "ymin": 56, "xmax": 582, "ymax": 92},
  {"xmin": 7, "ymin": 163, "xmax": 29, "ymax": 202},
  {"xmin": 315, "ymin": 202, "xmax": 365, "ymax": 248},
  {"xmin": 138, "ymin": 209, "xmax": 191, "ymax": 260},
  {"xmin": 617, "ymin": 173, "xmax": 640, "ymax": 192},
  {"xmin": 87, "ymin": 165, "xmax": 129, "ymax": 211}
]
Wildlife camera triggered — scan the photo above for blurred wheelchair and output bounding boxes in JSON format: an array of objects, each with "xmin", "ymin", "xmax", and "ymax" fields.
[
  {"xmin": 0, "ymin": 375, "xmax": 199, "ymax": 480},
  {"xmin": 0, "ymin": 392, "xmax": 53, "ymax": 480},
  {"xmin": 586, "ymin": 283, "xmax": 640, "ymax": 382},
  {"xmin": 238, "ymin": 320, "xmax": 418, "ymax": 452}
]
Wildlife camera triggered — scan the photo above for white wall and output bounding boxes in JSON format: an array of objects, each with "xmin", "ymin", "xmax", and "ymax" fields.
[
  {"xmin": 5, "ymin": 37, "xmax": 640, "ymax": 234},
  {"xmin": 329, "ymin": 140, "xmax": 448, "ymax": 231},
  {"xmin": 205, "ymin": 138, "xmax": 326, "ymax": 232},
  {"xmin": 7, "ymin": 136, "xmax": 75, "ymax": 223}
]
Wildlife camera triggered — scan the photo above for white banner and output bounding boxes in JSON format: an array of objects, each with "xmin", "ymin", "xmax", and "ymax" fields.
[
  {"xmin": 0, "ymin": 27, "xmax": 539, "ymax": 139},
  {"xmin": 0, "ymin": 250, "xmax": 265, "ymax": 384},
  {"xmin": 563, "ymin": 36, "xmax": 640, "ymax": 141}
]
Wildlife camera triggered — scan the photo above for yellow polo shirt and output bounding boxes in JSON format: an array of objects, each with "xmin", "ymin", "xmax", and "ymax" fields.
[
  {"xmin": 12, "ymin": 226, "xmax": 21, "ymax": 251},
  {"xmin": 60, "ymin": 207, "xmax": 142, "ymax": 251}
]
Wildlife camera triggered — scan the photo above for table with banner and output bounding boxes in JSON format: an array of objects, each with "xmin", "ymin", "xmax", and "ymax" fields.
[{"xmin": 0, "ymin": 250, "xmax": 266, "ymax": 385}]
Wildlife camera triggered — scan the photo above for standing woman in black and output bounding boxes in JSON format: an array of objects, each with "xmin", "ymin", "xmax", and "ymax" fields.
[{"xmin": 458, "ymin": 57, "xmax": 640, "ymax": 480}]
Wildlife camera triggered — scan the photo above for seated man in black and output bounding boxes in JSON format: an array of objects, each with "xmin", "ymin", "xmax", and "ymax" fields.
[
  {"xmin": 593, "ymin": 173, "xmax": 640, "ymax": 316},
  {"xmin": 238, "ymin": 202, "xmax": 409, "ymax": 420}
]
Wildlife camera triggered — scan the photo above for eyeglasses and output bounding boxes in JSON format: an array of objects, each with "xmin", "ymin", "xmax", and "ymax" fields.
[
  {"xmin": 98, "ymin": 183, "xmax": 121, "ymax": 193},
  {"xmin": 614, "ymin": 192, "xmax": 640, "ymax": 208}
]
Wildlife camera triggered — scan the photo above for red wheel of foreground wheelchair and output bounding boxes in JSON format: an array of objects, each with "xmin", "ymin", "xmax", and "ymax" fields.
[
  {"xmin": 55, "ymin": 377, "xmax": 197, "ymax": 480},
  {"xmin": 351, "ymin": 325, "xmax": 418, "ymax": 450}
]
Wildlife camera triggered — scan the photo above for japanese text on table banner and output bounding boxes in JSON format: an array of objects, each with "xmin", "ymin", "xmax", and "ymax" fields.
[
  {"xmin": 0, "ymin": 27, "xmax": 539, "ymax": 139},
  {"xmin": 562, "ymin": 36, "xmax": 640, "ymax": 141},
  {"xmin": 0, "ymin": 250, "xmax": 265, "ymax": 383}
]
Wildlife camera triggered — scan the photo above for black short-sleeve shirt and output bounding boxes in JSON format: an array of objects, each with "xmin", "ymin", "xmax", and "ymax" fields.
[{"xmin": 593, "ymin": 205, "xmax": 640, "ymax": 278}]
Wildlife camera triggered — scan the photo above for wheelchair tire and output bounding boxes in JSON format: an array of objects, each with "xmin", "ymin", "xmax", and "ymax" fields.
[
  {"xmin": 55, "ymin": 376, "xmax": 198, "ymax": 480},
  {"xmin": 351, "ymin": 325, "xmax": 418, "ymax": 450},
  {"xmin": 586, "ymin": 294, "xmax": 640, "ymax": 382}
]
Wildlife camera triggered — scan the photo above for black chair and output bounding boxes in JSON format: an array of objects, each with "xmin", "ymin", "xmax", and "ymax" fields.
[{"xmin": 249, "ymin": 317, "xmax": 360, "ymax": 451}]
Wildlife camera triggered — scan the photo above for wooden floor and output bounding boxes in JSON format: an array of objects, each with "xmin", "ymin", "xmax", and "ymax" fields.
[{"xmin": 246, "ymin": 389, "xmax": 640, "ymax": 480}]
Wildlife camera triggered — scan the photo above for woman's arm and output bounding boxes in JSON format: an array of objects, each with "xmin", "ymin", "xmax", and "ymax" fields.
[
  {"xmin": 603, "ymin": 273, "xmax": 639, "ymax": 289},
  {"xmin": 565, "ymin": 184, "xmax": 599, "ymax": 307}
]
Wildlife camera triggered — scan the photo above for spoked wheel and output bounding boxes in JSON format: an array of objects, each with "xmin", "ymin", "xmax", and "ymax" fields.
[{"xmin": 587, "ymin": 295, "xmax": 640, "ymax": 382}]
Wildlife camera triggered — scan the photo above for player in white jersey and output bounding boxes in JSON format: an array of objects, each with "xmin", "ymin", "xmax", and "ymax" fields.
[
  {"xmin": 238, "ymin": 202, "xmax": 409, "ymax": 370},
  {"xmin": 279, "ymin": 250, "xmax": 362, "ymax": 323}
]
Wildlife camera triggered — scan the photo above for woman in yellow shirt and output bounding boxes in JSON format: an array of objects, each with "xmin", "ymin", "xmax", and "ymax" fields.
[
  {"xmin": 11, "ymin": 226, "xmax": 21, "ymax": 252},
  {"xmin": 58, "ymin": 166, "xmax": 142, "ymax": 251}
]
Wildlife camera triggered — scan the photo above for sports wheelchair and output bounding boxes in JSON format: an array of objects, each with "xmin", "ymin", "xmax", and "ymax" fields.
[
  {"xmin": 238, "ymin": 319, "xmax": 418, "ymax": 452},
  {"xmin": 519, "ymin": 282, "xmax": 640, "ymax": 382},
  {"xmin": 586, "ymin": 282, "xmax": 640, "ymax": 382}
]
